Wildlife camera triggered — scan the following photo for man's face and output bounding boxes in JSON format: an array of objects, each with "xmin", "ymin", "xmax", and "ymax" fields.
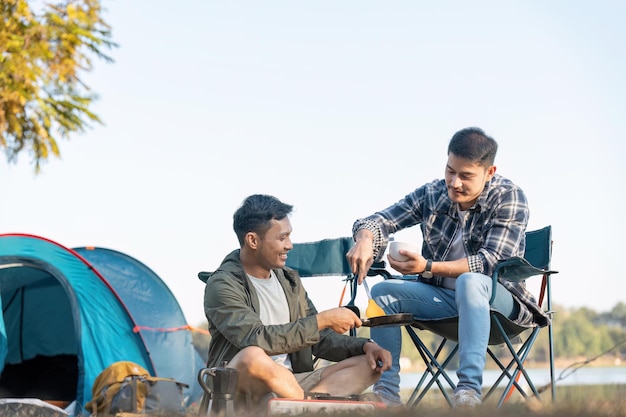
[
  {"xmin": 445, "ymin": 153, "xmax": 496, "ymax": 210},
  {"xmin": 255, "ymin": 217, "xmax": 293, "ymax": 272}
]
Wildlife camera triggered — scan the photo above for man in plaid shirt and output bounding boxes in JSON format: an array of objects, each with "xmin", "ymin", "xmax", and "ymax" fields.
[{"xmin": 347, "ymin": 127, "xmax": 549, "ymax": 408}]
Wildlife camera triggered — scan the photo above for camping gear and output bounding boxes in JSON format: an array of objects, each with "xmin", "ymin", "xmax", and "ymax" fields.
[
  {"xmin": 267, "ymin": 393, "xmax": 386, "ymax": 415},
  {"xmin": 197, "ymin": 362, "xmax": 239, "ymax": 417},
  {"xmin": 343, "ymin": 305, "xmax": 413, "ymax": 327},
  {"xmin": 0, "ymin": 233, "xmax": 205, "ymax": 409},
  {"xmin": 86, "ymin": 361, "xmax": 188, "ymax": 415},
  {"xmin": 362, "ymin": 279, "xmax": 386, "ymax": 318},
  {"xmin": 267, "ymin": 397, "xmax": 385, "ymax": 415},
  {"xmin": 360, "ymin": 313, "xmax": 413, "ymax": 327}
]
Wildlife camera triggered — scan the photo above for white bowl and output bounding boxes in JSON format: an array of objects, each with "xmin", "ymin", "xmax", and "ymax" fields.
[{"xmin": 389, "ymin": 241, "xmax": 419, "ymax": 261}]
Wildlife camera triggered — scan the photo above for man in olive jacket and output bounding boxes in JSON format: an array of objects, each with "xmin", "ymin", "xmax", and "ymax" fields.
[{"xmin": 204, "ymin": 194, "xmax": 391, "ymax": 402}]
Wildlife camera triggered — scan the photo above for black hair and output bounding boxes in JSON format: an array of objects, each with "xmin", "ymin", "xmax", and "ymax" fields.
[
  {"xmin": 233, "ymin": 194, "xmax": 293, "ymax": 246},
  {"xmin": 448, "ymin": 127, "xmax": 498, "ymax": 166}
]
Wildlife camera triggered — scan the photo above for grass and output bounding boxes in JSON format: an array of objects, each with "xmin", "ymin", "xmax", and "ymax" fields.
[
  {"xmin": 393, "ymin": 385, "xmax": 626, "ymax": 416},
  {"xmin": 173, "ymin": 384, "xmax": 626, "ymax": 417}
]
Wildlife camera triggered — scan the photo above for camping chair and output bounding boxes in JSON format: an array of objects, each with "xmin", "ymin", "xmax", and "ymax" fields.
[
  {"xmin": 367, "ymin": 225, "xmax": 558, "ymax": 408},
  {"xmin": 286, "ymin": 236, "xmax": 359, "ymax": 335},
  {"xmin": 285, "ymin": 237, "xmax": 410, "ymax": 335},
  {"xmin": 286, "ymin": 236, "xmax": 355, "ymax": 281}
]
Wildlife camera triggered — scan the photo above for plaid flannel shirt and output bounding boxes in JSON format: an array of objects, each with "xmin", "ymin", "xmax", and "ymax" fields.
[{"xmin": 352, "ymin": 174, "xmax": 549, "ymax": 327}]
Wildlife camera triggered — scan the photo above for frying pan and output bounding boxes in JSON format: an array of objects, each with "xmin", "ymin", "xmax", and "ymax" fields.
[{"xmin": 344, "ymin": 305, "xmax": 413, "ymax": 327}]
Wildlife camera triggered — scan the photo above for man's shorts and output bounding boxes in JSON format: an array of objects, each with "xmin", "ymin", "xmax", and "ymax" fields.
[{"xmin": 293, "ymin": 368, "xmax": 325, "ymax": 392}]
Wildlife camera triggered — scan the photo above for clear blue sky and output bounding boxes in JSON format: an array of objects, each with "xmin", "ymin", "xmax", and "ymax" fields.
[{"xmin": 2, "ymin": 1, "xmax": 625, "ymax": 325}]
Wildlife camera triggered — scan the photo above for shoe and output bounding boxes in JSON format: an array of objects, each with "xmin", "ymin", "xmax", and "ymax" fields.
[{"xmin": 453, "ymin": 388, "xmax": 482, "ymax": 408}]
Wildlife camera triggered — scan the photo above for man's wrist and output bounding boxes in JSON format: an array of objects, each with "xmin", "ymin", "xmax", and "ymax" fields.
[
  {"xmin": 421, "ymin": 259, "xmax": 433, "ymax": 279},
  {"xmin": 363, "ymin": 338, "xmax": 377, "ymax": 353},
  {"xmin": 355, "ymin": 228, "xmax": 374, "ymax": 243}
]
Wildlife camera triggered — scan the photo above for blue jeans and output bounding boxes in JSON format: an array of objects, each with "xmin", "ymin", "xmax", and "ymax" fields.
[{"xmin": 369, "ymin": 273, "xmax": 519, "ymax": 406}]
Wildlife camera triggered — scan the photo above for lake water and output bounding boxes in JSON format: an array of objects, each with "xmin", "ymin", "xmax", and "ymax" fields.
[{"xmin": 400, "ymin": 366, "xmax": 626, "ymax": 389}]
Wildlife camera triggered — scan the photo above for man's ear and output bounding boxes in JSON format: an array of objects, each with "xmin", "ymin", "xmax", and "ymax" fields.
[
  {"xmin": 486, "ymin": 165, "xmax": 497, "ymax": 181},
  {"xmin": 244, "ymin": 232, "xmax": 259, "ymax": 250}
]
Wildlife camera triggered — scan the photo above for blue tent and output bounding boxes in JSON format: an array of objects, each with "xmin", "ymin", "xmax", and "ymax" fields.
[{"xmin": 0, "ymin": 233, "xmax": 205, "ymax": 408}]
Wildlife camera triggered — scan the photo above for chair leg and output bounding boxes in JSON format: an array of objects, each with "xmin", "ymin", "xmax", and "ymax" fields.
[
  {"xmin": 405, "ymin": 326, "xmax": 457, "ymax": 408},
  {"xmin": 546, "ymin": 277, "xmax": 556, "ymax": 402},
  {"xmin": 485, "ymin": 318, "xmax": 543, "ymax": 407},
  {"xmin": 548, "ymin": 322, "xmax": 556, "ymax": 401},
  {"xmin": 485, "ymin": 344, "xmax": 536, "ymax": 406}
]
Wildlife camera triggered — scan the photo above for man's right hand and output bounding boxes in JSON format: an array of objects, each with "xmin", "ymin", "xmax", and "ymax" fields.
[
  {"xmin": 346, "ymin": 230, "xmax": 374, "ymax": 284},
  {"xmin": 317, "ymin": 307, "xmax": 362, "ymax": 334}
]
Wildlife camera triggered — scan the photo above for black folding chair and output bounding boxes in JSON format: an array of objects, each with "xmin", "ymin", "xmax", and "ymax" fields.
[{"xmin": 368, "ymin": 226, "xmax": 558, "ymax": 408}]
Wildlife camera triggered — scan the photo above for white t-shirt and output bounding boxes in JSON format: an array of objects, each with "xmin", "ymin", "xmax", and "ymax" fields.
[{"xmin": 248, "ymin": 270, "xmax": 293, "ymax": 370}]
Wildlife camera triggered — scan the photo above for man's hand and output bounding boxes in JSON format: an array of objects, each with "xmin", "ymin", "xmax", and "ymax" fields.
[
  {"xmin": 346, "ymin": 230, "xmax": 374, "ymax": 284},
  {"xmin": 317, "ymin": 307, "xmax": 362, "ymax": 334},
  {"xmin": 387, "ymin": 251, "xmax": 426, "ymax": 275},
  {"xmin": 363, "ymin": 340, "xmax": 392, "ymax": 372}
]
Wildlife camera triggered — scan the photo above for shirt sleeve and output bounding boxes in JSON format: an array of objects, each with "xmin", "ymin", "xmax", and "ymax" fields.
[
  {"xmin": 352, "ymin": 218, "xmax": 387, "ymax": 261},
  {"xmin": 474, "ymin": 186, "xmax": 529, "ymax": 276},
  {"xmin": 352, "ymin": 188, "xmax": 425, "ymax": 261}
]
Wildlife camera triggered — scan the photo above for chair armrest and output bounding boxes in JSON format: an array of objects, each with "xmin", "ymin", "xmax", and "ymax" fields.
[
  {"xmin": 198, "ymin": 271, "xmax": 211, "ymax": 283},
  {"xmin": 493, "ymin": 257, "xmax": 557, "ymax": 283},
  {"xmin": 367, "ymin": 261, "xmax": 393, "ymax": 280},
  {"xmin": 490, "ymin": 257, "xmax": 559, "ymax": 305}
]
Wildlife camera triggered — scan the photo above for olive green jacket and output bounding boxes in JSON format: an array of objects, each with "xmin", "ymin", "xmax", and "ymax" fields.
[{"xmin": 203, "ymin": 250, "xmax": 368, "ymax": 372}]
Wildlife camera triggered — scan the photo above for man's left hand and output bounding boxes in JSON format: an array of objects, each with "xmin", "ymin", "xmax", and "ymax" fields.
[{"xmin": 363, "ymin": 340, "xmax": 392, "ymax": 372}]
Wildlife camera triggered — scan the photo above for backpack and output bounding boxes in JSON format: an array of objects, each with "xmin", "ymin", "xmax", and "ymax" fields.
[{"xmin": 85, "ymin": 361, "xmax": 189, "ymax": 416}]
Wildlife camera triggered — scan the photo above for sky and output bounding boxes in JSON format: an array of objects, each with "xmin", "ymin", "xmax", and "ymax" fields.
[{"xmin": 2, "ymin": 1, "xmax": 625, "ymax": 326}]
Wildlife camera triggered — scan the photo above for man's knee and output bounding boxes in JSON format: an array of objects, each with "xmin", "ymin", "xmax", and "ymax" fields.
[
  {"xmin": 371, "ymin": 281, "xmax": 387, "ymax": 300},
  {"xmin": 230, "ymin": 346, "xmax": 273, "ymax": 377},
  {"xmin": 456, "ymin": 273, "xmax": 491, "ymax": 304},
  {"xmin": 331, "ymin": 355, "xmax": 381, "ymax": 382},
  {"xmin": 351, "ymin": 355, "xmax": 383, "ymax": 387}
]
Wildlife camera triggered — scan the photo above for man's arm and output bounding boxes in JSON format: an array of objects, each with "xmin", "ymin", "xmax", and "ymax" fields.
[
  {"xmin": 316, "ymin": 307, "xmax": 362, "ymax": 334},
  {"xmin": 387, "ymin": 253, "xmax": 470, "ymax": 278},
  {"xmin": 346, "ymin": 229, "xmax": 375, "ymax": 284},
  {"xmin": 473, "ymin": 186, "xmax": 529, "ymax": 276},
  {"xmin": 348, "ymin": 185, "xmax": 430, "ymax": 282}
]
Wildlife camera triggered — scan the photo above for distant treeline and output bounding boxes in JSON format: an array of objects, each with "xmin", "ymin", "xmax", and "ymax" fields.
[
  {"xmin": 396, "ymin": 302, "xmax": 626, "ymax": 368},
  {"xmin": 548, "ymin": 302, "xmax": 626, "ymax": 362},
  {"xmin": 191, "ymin": 302, "xmax": 626, "ymax": 366}
]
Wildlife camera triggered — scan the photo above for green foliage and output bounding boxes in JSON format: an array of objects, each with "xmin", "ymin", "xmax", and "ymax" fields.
[
  {"xmin": 0, "ymin": 0, "xmax": 116, "ymax": 170},
  {"xmin": 191, "ymin": 302, "xmax": 626, "ymax": 372},
  {"xmin": 393, "ymin": 303, "xmax": 626, "ymax": 368},
  {"xmin": 601, "ymin": 302, "xmax": 626, "ymax": 329},
  {"xmin": 551, "ymin": 305, "xmax": 623, "ymax": 360}
]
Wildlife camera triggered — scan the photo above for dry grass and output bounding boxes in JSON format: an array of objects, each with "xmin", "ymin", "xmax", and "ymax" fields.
[
  {"xmin": 177, "ymin": 402, "xmax": 626, "ymax": 417},
  {"xmin": 174, "ymin": 384, "xmax": 626, "ymax": 417}
]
